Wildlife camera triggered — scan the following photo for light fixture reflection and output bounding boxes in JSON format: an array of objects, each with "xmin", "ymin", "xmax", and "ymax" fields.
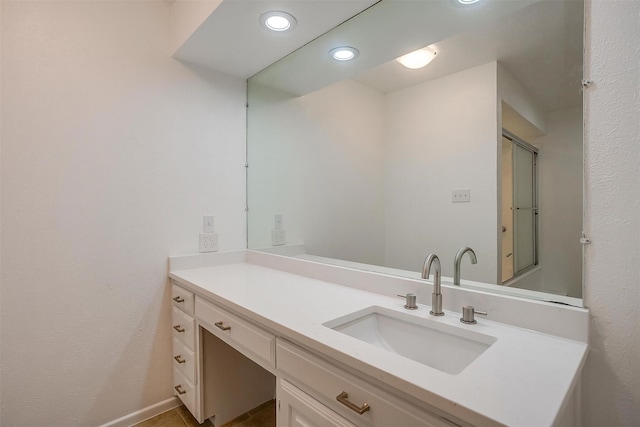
[
  {"xmin": 396, "ymin": 47, "xmax": 437, "ymax": 69},
  {"xmin": 329, "ymin": 46, "xmax": 359, "ymax": 62},
  {"xmin": 260, "ymin": 11, "xmax": 296, "ymax": 32}
]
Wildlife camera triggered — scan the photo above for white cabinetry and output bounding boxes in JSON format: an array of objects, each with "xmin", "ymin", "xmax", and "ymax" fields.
[
  {"xmin": 170, "ymin": 281, "xmax": 461, "ymax": 427},
  {"xmin": 169, "ymin": 258, "xmax": 587, "ymax": 427},
  {"xmin": 276, "ymin": 340, "xmax": 459, "ymax": 427},
  {"xmin": 171, "ymin": 282, "xmax": 276, "ymax": 425},
  {"xmin": 278, "ymin": 379, "xmax": 356, "ymax": 427},
  {"xmin": 195, "ymin": 296, "xmax": 275, "ymax": 371},
  {"xmin": 171, "ymin": 283, "xmax": 200, "ymax": 420}
]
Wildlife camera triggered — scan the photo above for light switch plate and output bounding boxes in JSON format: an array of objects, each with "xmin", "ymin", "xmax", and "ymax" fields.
[
  {"xmin": 452, "ymin": 189, "xmax": 471, "ymax": 203},
  {"xmin": 274, "ymin": 214, "xmax": 283, "ymax": 230},
  {"xmin": 203, "ymin": 216, "xmax": 215, "ymax": 233}
]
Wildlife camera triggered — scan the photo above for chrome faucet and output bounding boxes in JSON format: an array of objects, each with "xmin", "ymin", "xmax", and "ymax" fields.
[
  {"xmin": 421, "ymin": 254, "xmax": 444, "ymax": 316},
  {"xmin": 453, "ymin": 247, "xmax": 477, "ymax": 286}
]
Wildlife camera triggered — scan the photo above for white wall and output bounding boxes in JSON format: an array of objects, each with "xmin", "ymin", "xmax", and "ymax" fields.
[
  {"xmin": 384, "ymin": 62, "xmax": 498, "ymax": 282},
  {"xmin": 498, "ymin": 62, "xmax": 546, "ymax": 135},
  {"xmin": 3, "ymin": 1, "xmax": 638, "ymax": 425},
  {"xmin": 170, "ymin": 0, "xmax": 222, "ymax": 54},
  {"xmin": 249, "ymin": 63, "xmax": 500, "ymax": 282},
  {"xmin": 534, "ymin": 107, "xmax": 582, "ymax": 298},
  {"xmin": 499, "ymin": 64, "xmax": 582, "ymax": 297},
  {"xmin": 247, "ymin": 80, "xmax": 387, "ymax": 265},
  {"xmin": 583, "ymin": 0, "xmax": 640, "ymax": 425},
  {"xmin": 0, "ymin": 2, "xmax": 246, "ymax": 425}
]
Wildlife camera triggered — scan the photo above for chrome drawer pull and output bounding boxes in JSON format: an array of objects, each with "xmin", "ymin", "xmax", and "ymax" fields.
[
  {"xmin": 214, "ymin": 321, "xmax": 231, "ymax": 331},
  {"xmin": 173, "ymin": 296, "xmax": 185, "ymax": 303},
  {"xmin": 173, "ymin": 325, "xmax": 185, "ymax": 333},
  {"xmin": 336, "ymin": 391, "xmax": 370, "ymax": 415},
  {"xmin": 174, "ymin": 355, "xmax": 186, "ymax": 364},
  {"xmin": 174, "ymin": 385, "xmax": 187, "ymax": 395}
]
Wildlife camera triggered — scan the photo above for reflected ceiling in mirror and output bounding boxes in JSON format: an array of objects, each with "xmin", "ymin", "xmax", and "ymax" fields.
[{"xmin": 247, "ymin": 0, "xmax": 583, "ymax": 306}]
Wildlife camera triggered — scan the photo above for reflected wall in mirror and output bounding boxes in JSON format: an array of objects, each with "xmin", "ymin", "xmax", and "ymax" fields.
[{"xmin": 247, "ymin": 0, "xmax": 583, "ymax": 304}]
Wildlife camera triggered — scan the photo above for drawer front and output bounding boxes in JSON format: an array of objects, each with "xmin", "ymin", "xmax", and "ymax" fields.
[
  {"xmin": 172, "ymin": 282, "xmax": 195, "ymax": 315},
  {"xmin": 173, "ymin": 369, "xmax": 197, "ymax": 418},
  {"xmin": 277, "ymin": 340, "xmax": 456, "ymax": 427},
  {"xmin": 172, "ymin": 337, "xmax": 196, "ymax": 384},
  {"xmin": 195, "ymin": 297, "xmax": 275, "ymax": 367},
  {"xmin": 172, "ymin": 306, "xmax": 195, "ymax": 350},
  {"xmin": 278, "ymin": 379, "xmax": 357, "ymax": 427}
]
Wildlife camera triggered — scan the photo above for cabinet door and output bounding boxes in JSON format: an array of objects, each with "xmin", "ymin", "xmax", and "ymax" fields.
[{"xmin": 278, "ymin": 379, "xmax": 356, "ymax": 427}]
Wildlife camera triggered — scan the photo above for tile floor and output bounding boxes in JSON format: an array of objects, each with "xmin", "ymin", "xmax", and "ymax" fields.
[{"xmin": 133, "ymin": 400, "xmax": 275, "ymax": 427}]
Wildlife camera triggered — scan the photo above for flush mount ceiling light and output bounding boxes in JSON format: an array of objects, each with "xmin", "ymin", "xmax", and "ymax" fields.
[
  {"xmin": 329, "ymin": 46, "xmax": 359, "ymax": 62},
  {"xmin": 396, "ymin": 47, "xmax": 437, "ymax": 69},
  {"xmin": 260, "ymin": 11, "xmax": 297, "ymax": 32},
  {"xmin": 457, "ymin": 0, "xmax": 482, "ymax": 4}
]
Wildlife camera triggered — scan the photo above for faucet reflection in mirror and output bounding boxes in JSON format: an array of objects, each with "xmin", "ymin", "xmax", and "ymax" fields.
[
  {"xmin": 247, "ymin": 0, "xmax": 583, "ymax": 305},
  {"xmin": 454, "ymin": 247, "xmax": 477, "ymax": 286}
]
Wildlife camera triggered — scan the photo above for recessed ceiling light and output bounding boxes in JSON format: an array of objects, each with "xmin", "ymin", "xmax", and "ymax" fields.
[
  {"xmin": 457, "ymin": 0, "xmax": 481, "ymax": 4},
  {"xmin": 260, "ymin": 11, "xmax": 296, "ymax": 32},
  {"xmin": 329, "ymin": 47, "xmax": 359, "ymax": 62},
  {"xmin": 397, "ymin": 47, "xmax": 437, "ymax": 69}
]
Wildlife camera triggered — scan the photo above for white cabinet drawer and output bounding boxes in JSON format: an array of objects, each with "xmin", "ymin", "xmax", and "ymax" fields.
[
  {"xmin": 172, "ymin": 306, "xmax": 195, "ymax": 350},
  {"xmin": 172, "ymin": 337, "xmax": 196, "ymax": 384},
  {"xmin": 277, "ymin": 340, "xmax": 457, "ymax": 427},
  {"xmin": 172, "ymin": 282, "xmax": 195, "ymax": 315},
  {"xmin": 195, "ymin": 296, "xmax": 275, "ymax": 367},
  {"xmin": 278, "ymin": 378, "xmax": 357, "ymax": 427},
  {"xmin": 173, "ymin": 369, "xmax": 197, "ymax": 418}
]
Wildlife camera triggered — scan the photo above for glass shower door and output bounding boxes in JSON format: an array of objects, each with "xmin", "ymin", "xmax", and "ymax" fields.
[
  {"xmin": 501, "ymin": 132, "xmax": 538, "ymax": 283},
  {"xmin": 513, "ymin": 143, "xmax": 537, "ymax": 274}
]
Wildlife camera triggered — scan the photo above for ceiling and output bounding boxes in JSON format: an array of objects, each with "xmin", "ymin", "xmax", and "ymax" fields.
[
  {"xmin": 176, "ymin": 0, "xmax": 583, "ymax": 113},
  {"xmin": 173, "ymin": 0, "xmax": 379, "ymax": 79},
  {"xmin": 353, "ymin": 0, "xmax": 584, "ymax": 112}
]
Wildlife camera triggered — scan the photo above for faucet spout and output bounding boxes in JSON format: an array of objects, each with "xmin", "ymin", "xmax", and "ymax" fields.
[
  {"xmin": 454, "ymin": 247, "xmax": 477, "ymax": 286},
  {"xmin": 421, "ymin": 254, "xmax": 443, "ymax": 316}
]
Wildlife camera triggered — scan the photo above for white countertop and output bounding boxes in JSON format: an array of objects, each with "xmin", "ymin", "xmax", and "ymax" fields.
[{"xmin": 169, "ymin": 259, "xmax": 588, "ymax": 427}]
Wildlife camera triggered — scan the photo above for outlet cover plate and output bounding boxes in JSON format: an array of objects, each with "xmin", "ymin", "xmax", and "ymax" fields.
[
  {"xmin": 271, "ymin": 229, "xmax": 286, "ymax": 246},
  {"xmin": 199, "ymin": 233, "xmax": 218, "ymax": 252}
]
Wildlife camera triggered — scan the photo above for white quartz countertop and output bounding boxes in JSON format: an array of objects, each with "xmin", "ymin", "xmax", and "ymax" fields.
[{"xmin": 169, "ymin": 261, "xmax": 588, "ymax": 427}]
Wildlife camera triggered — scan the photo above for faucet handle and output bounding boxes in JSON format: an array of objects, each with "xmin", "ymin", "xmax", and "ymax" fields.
[
  {"xmin": 397, "ymin": 293, "xmax": 418, "ymax": 310},
  {"xmin": 460, "ymin": 305, "xmax": 487, "ymax": 324}
]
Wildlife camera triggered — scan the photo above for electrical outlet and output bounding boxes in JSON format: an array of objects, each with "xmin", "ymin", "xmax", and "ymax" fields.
[
  {"xmin": 199, "ymin": 233, "xmax": 218, "ymax": 252},
  {"xmin": 274, "ymin": 214, "xmax": 283, "ymax": 230},
  {"xmin": 203, "ymin": 215, "xmax": 215, "ymax": 233},
  {"xmin": 271, "ymin": 229, "xmax": 286, "ymax": 246},
  {"xmin": 452, "ymin": 189, "xmax": 471, "ymax": 203}
]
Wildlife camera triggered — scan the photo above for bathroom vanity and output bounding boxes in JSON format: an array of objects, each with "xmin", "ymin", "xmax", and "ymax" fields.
[{"xmin": 168, "ymin": 250, "xmax": 588, "ymax": 427}]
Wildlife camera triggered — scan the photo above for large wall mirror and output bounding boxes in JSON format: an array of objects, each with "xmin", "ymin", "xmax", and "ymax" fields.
[{"xmin": 247, "ymin": 0, "xmax": 584, "ymax": 305}]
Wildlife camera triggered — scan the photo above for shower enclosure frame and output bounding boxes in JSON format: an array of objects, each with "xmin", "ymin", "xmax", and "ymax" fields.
[{"xmin": 501, "ymin": 129, "xmax": 539, "ymax": 284}]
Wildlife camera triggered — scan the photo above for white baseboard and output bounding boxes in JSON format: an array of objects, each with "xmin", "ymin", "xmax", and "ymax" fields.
[{"xmin": 99, "ymin": 396, "xmax": 181, "ymax": 427}]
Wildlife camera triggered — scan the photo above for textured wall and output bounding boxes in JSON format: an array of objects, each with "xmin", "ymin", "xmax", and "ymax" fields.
[
  {"xmin": 0, "ymin": 1, "xmax": 246, "ymax": 425},
  {"xmin": 583, "ymin": 0, "xmax": 640, "ymax": 425}
]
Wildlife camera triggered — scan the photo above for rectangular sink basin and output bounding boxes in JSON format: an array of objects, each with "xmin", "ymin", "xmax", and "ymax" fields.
[{"xmin": 323, "ymin": 306, "xmax": 496, "ymax": 375}]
